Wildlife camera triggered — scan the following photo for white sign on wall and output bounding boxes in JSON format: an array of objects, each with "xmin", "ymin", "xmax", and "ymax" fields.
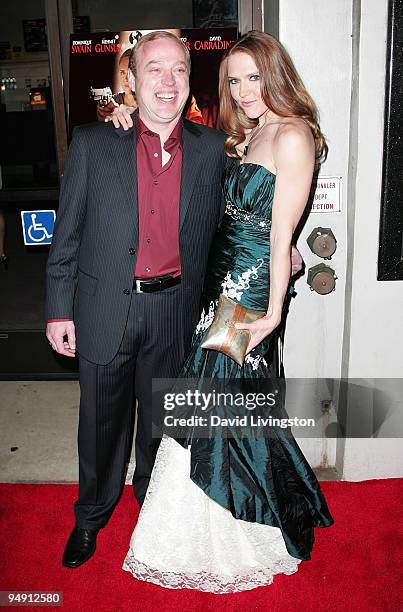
[{"xmin": 308, "ymin": 176, "xmax": 342, "ymax": 213}]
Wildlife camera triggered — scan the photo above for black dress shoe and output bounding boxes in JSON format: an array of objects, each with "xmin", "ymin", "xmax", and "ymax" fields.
[
  {"xmin": 62, "ymin": 525, "xmax": 99, "ymax": 568},
  {"xmin": 0, "ymin": 255, "xmax": 8, "ymax": 271}
]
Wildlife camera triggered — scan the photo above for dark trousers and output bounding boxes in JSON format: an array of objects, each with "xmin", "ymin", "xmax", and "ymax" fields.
[{"xmin": 74, "ymin": 284, "xmax": 186, "ymax": 529}]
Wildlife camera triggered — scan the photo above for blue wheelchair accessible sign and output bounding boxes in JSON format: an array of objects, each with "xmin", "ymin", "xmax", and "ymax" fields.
[{"xmin": 21, "ymin": 210, "xmax": 56, "ymax": 246}]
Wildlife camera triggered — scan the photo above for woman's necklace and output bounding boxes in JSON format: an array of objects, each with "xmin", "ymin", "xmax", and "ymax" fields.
[{"xmin": 243, "ymin": 109, "xmax": 271, "ymax": 157}]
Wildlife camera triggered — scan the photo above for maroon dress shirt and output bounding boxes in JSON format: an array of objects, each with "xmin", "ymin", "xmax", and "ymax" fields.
[{"xmin": 134, "ymin": 112, "xmax": 182, "ymax": 279}]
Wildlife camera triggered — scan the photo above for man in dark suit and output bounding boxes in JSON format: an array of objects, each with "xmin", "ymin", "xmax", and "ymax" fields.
[{"xmin": 46, "ymin": 31, "xmax": 227, "ymax": 568}]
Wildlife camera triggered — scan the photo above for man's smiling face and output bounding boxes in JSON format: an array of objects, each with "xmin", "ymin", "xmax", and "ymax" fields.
[{"xmin": 134, "ymin": 37, "xmax": 190, "ymax": 128}]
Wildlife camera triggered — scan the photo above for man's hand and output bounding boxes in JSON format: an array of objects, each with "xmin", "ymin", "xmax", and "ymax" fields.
[
  {"xmin": 46, "ymin": 321, "xmax": 76, "ymax": 358},
  {"xmin": 105, "ymin": 104, "xmax": 135, "ymax": 130},
  {"xmin": 291, "ymin": 245, "xmax": 304, "ymax": 276}
]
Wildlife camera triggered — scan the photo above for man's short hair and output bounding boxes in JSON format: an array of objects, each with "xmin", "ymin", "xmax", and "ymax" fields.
[{"xmin": 128, "ymin": 31, "xmax": 191, "ymax": 77}]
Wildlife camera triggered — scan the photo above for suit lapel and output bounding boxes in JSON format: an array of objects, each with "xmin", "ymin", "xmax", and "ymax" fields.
[
  {"xmin": 111, "ymin": 125, "xmax": 138, "ymax": 237},
  {"xmin": 179, "ymin": 120, "xmax": 203, "ymax": 231},
  {"xmin": 110, "ymin": 119, "xmax": 202, "ymax": 235}
]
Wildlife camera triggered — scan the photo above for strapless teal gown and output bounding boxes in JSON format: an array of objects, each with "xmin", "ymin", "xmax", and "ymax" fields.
[{"xmin": 176, "ymin": 160, "xmax": 334, "ymax": 561}]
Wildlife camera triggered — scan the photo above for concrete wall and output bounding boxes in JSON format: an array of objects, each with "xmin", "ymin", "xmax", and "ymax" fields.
[
  {"xmin": 278, "ymin": 0, "xmax": 351, "ymax": 378},
  {"xmin": 272, "ymin": 0, "xmax": 403, "ymax": 479},
  {"xmin": 342, "ymin": 0, "xmax": 402, "ymax": 479}
]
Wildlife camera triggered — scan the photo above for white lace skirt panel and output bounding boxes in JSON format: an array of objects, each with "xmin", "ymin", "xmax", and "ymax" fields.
[{"xmin": 122, "ymin": 435, "xmax": 301, "ymax": 593}]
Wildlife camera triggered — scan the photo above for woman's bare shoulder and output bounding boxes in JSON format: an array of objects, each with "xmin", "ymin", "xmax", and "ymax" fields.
[{"xmin": 274, "ymin": 117, "xmax": 312, "ymax": 145}]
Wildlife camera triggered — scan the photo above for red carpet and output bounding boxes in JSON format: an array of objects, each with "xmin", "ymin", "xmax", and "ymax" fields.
[{"xmin": 0, "ymin": 480, "xmax": 402, "ymax": 612}]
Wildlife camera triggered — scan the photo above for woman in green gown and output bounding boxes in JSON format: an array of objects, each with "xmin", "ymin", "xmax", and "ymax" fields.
[{"xmin": 123, "ymin": 31, "xmax": 334, "ymax": 593}]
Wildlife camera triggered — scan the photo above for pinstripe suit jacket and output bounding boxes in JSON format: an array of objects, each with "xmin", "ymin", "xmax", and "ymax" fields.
[{"xmin": 45, "ymin": 118, "xmax": 227, "ymax": 365}]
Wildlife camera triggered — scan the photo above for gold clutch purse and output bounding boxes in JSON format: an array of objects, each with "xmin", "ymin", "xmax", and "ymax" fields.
[{"xmin": 200, "ymin": 294, "xmax": 266, "ymax": 366}]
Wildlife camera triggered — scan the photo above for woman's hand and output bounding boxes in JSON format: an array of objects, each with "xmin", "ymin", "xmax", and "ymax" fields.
[
  {"xmin": 104, "ymin": 104, "xmax": 136, "ymax": 130},
  {"xmin": 235, "ymin": 311, "xmax": 282, "ymax": 354}
]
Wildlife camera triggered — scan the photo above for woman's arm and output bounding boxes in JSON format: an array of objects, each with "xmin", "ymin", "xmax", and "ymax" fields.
[
  {"xmin": 268, "ymin": 123, "xmax": 314, "ymax": 317},
  {"xmin": 236, "ymin": 122, "xmax": 314, "ymax": 352}
]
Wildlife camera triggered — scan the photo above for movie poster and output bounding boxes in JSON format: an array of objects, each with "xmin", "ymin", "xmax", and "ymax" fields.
[{"xmin": 69, "ymin": 28, "xmax": 237, "ymax": 134}]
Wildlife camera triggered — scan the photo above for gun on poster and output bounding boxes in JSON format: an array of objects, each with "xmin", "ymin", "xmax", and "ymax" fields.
[{"xmin": 89, "ymin": 86, "xmax": 113, "ymax": 105}]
